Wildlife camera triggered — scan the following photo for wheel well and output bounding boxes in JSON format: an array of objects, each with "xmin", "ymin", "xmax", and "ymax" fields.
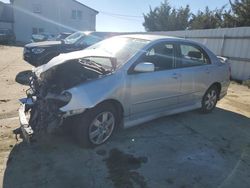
[
  {"xmin": 210, "ymin": 82, "xmax": 222, "ymax": 98},
  {"xmin": 98, "ymin": 99, "xmax": 124, "ymax": 124}
]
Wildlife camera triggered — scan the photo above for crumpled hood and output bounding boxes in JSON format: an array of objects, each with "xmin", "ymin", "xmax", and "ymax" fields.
[{"xmin": 33, "ymin": 49, "xmax": 115, "ymax": 77}]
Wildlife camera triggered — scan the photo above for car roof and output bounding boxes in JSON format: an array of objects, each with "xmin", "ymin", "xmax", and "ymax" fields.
[
  {"xmin": 116, "ymin": 34, "xmax": 200, "ymax": 44},
  {"xmin": 116, "ymin": 34, "xmax": 205, "ymax": 47},
  {"xmin": 118, "ymin": 34, "xmax": 180, "ymax": 41}
]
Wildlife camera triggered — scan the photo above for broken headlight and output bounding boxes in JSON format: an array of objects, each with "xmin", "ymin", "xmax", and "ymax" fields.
[
  {"xmin": 60, "ymin": 91, "xmax": 72, "ymax": 103},
  {"xmin": 57, "ymin": 91, "xmax": 72, "ymax": 108},
  {"xmin": 45, "ymin": 91, "xmax": 72, "ymax": 107}
]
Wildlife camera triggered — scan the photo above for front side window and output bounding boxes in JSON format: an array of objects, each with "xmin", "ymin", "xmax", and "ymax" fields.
[
  {"xmin": 178, "ymin": 44, "xmax": 210, "ymax": 67},
  {"xmin": 140, "ymin": 42, "xmax": 175, "ymax": 71}
]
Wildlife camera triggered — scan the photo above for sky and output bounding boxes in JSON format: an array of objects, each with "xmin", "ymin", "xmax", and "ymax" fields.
[{"xmin": 1, "ymin": 0, "xmax": 229, "ymax": 32}]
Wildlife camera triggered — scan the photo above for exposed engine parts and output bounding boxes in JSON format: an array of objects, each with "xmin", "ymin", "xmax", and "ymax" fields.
[{"xmin": 19, "ymin": 58, "xmax": 112, "ymax": 140}]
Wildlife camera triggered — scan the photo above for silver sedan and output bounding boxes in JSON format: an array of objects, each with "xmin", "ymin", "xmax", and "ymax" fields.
[{"xmin": 19, "ymin": 34, "xmax": 230, "ymax": 147}]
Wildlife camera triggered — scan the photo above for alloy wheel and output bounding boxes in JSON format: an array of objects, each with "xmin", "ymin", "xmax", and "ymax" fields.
[
  {"xmin": 204, "ymin": 89, "xmax": 217, "ymax": 110},
  {"xmin": 88, "ymin": 111, "xmax": 115, "ymax": 145}
]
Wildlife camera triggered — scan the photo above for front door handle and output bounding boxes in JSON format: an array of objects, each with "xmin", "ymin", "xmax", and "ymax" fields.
[{"xmin": 205, "ymin": 68, "xmax": 210, "ymax": 74}]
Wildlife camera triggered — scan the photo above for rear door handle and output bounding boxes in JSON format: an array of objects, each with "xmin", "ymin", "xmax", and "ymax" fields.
[{"xmin": 205, "ymin": 68, "xmax": 210, "ymax": 74}]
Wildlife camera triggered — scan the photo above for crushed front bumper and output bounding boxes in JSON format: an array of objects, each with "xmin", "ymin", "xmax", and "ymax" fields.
[{"xmin": 18, "ymin": 98, "xmax": 34, "ymax": 143}]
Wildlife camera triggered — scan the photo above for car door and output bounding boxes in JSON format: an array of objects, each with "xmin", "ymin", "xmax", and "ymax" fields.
[
  {"xmin": 175, "ymin": 42, "xmax": 212, "ymax": 106},
  {"xmin": 127, "ymin": 41, "xmax": 181, "ymax": 119}
]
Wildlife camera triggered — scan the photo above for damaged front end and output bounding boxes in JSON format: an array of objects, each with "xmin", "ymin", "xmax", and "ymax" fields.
[{"xmin": 18, "ymin": 57, "xmax": 113, "ymax": 143}]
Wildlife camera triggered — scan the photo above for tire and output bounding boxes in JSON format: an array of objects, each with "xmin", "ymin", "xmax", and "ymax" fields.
[
  {"xmin": 201, "ymin": 86, "xmax": 218, "ymax": 113},
  {"xmin": 75, "ymin": 103, "xmax": 117, "ymax": 148}
]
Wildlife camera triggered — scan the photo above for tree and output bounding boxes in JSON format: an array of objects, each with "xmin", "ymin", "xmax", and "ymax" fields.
[
  {"xmin": 229, "ymin": 0, "xmax": 250, "ymax": 26},
  {"xmin": 220, "ymin": 9, "xmax": 237, "ymax": 28},
  {"xmin": 189, "ymin": 7, "xmax": 226, "ymax": 29},
  {"xmin": 143, "ymin": 0, "xmax": 191, "ymax": 31},
  {"xmin": 142, "ymin": 0, "xmax": 250, "ymax": 31}
]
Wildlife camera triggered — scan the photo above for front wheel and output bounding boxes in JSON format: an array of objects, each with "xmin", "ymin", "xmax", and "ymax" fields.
[
  {"xmin": 201, "ymin": 86, "xmax": 218, "ymax": 113},
  {"xmin": 75, "ymin": 103, "xmax": 117, "ymax": 147}
]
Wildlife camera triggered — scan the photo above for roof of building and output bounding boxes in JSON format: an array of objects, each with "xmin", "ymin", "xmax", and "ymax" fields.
[
  {"xmin": 0, "ymin": 2, "xmax": 14, "ymax": 23},
  {"xmin": 73, "ymin": 0, "xmax": 99, "ymax": 14}
]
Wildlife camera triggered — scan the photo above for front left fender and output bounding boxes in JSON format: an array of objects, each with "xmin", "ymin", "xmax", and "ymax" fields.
[{"xmin": 60, "ymin": 72, "xmax": 125, "ymax": 112}]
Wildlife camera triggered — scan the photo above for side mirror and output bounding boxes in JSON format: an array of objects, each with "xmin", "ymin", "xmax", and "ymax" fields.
[{"xmin": 134, "ymin": 62, "xmax": 155, "ymax": 73}]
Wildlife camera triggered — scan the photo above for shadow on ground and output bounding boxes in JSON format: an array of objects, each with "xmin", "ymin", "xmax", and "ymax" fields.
[
  {"xmin": 3, "ymin": 108, "xmax": 250, "ymax": 188},
  {"xmin": 15, "ymin": 70, "xmax": 33, "ymax": 86}
]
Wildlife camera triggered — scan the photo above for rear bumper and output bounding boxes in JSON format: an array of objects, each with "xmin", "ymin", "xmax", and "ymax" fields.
[
  {"xmin": 219, "ymin": 80, "xmax": 230, "ymax": 100},
  {"xmin": 219, "ymin": 91, "xmax": 227, "ymax": 100},
  {"xmin": 18, "ymin": 99, "xmax": 34, "ymax": 143}
]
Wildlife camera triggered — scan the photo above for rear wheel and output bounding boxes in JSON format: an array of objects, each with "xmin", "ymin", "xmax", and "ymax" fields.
[
  {"xmin": 201, "ymin": 86, "xmax": 218, "ymax": 113},
  {"xmin": 75, "ymin": 103, "xmax": 117, "ymax": 147}
]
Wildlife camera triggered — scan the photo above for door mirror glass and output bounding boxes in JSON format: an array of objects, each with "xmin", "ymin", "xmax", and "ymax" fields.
[{"xmin": 134, "ymin": 62, "xmax": 155, "ymax": 73}]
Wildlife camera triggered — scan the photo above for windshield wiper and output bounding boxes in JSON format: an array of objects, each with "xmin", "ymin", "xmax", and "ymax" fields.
[{"xmin": 79, "ymin": 59, "xmax": 110, "ymax": 75}]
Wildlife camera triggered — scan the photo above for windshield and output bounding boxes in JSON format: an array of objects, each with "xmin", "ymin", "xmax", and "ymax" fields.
[
  {"xmin": 64, "ymin": 31, "xmax": 85, "ymax": 44},
  {"xmin": 75, "ymin": 34, "xmax": 103, "ymax": 46},
  {"xmin": 87, "ymin": 37, "xmax": 150, "ymax": 67}
]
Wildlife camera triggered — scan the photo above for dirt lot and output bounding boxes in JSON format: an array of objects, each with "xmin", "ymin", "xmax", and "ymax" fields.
[{"xmin": 0, "ymin": 45, "xmax": 250, "ymax": 188}]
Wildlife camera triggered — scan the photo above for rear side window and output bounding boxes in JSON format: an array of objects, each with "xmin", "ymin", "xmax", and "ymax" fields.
[{"xmin": 178, "ymin": 44, "xmax": 210, "ymax": 68}]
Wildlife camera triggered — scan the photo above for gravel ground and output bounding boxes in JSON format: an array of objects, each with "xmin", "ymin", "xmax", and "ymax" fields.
[{"xmin": 0, "ymin": 45, "xmax": 250, "ymax": 188}]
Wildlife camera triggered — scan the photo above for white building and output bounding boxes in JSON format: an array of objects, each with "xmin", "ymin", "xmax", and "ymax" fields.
[
  {"xmin": 12, "ymin": 0, "xmax": 98, "ymax": 42},
  {"xmin": 0, "ymin": 1, "xmax": 13, "ymax": 30}
]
